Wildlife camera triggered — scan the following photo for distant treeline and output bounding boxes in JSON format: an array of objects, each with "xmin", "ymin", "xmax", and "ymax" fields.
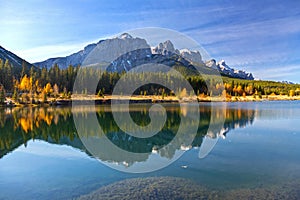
[{"xmin": 0, "ymin": 58, "xmax": 300, "ymax": 103}]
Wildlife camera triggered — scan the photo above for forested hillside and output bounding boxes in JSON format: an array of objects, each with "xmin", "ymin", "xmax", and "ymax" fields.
[{"xmin": 0, "ymin": 58, "xmax": 299, "ymax": 105}]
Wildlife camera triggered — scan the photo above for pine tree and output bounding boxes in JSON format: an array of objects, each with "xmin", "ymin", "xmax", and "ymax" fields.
[
  {"xmin": 21, "ymin": 60, "xmax": 27, "ymax": 78},
  {"xmin": 0, "ymin": 85, "xmax": 5, "ymax": 104},
  {"xmin": 12, "ymin": 87, "xmax": 19, "ymax": 103}
]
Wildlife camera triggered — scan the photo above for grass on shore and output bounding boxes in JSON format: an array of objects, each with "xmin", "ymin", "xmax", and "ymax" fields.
[{"xmin": 2, "ymin": 93, "xmax": 300, "ymax": 108}]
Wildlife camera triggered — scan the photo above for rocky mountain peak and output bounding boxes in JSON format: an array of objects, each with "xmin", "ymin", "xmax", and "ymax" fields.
[
  {"xmin": 83, "ymin": 34, "xmax": 151, "ymax": 66},
  {"xmin": 207, "ymin": 59, "xmax": 254, "ymax": 80},
  {"xmin": 32, "ymin": 33, "xmax": 254, "ymax": 80},
  {"xmin": 151, "ymin": 41, "xmax": 203, "ymax": 65},
  {"xmin": 152, "ymin": 40, "xmax": 177, "ymax": 56},
  {"xmin": 205, "ymin": 59, "xmax": 217, "ymax": 68},
  {"xmin": 217, "ymin": 60, "xmax": 231, "ymax": 70},
  {"xmin": 117, "ymin": 33, "xmax": 133, "ymax": 40},
  {"xmin": 218, "ymin": 59, "xmax": 225, "ymax": 65},
  {"xmin": 179, "ymin": 49, "xmax": 203, "ymax": 65}
]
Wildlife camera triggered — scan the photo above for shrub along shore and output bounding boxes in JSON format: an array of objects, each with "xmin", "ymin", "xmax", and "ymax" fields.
[{"xmin": 1, "ymin": 93, "xmax": 299, "ymax": 107}]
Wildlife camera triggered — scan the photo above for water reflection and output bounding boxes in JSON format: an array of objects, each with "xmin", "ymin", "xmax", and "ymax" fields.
[
  {"xmin": 0, "ymin": 107, "xmax": 77, "ymax": 159},
  {"xmin": 0, "ymin": 104, "xmax": 256, "ymax": 166}
]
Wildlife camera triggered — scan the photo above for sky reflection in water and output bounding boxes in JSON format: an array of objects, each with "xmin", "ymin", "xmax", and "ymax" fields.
[{"xmin": 0, "ymin": 102, "xmax": 299, "ymax": 199}]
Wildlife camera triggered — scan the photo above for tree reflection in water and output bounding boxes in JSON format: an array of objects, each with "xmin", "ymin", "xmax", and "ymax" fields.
[{"xmin": 0, "ymin": 104, "xmax": 255, "ymax": 166}]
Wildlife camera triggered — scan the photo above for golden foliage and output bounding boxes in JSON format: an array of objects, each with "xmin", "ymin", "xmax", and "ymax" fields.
[
  {"xmin": 44, "ymin": 83, "xmax": 53, "ymax": 95},
  {"xmin": 17, "ymin": 108, "xmax": 56, "ymax": 132},
  {"xmin": 19, "ymin": 75, "xmax": 31, "ymax": 91},
  {"xmin": 19, "ymin": 118, "xmax": 33, "ymax": 133},
  {"xmin": 289, "ymin": 90, "xmax": 295, "ymax": 97},
  {"xmin": 179, "ymin": 88, "xmax": 188, "ymax": 98}
]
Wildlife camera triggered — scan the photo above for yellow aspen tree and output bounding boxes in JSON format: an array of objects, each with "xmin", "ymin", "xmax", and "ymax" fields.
[
  {"xmin": 44, "ymin": 83, "xmax": 53, "ymax": 95},
  {"xmin": 19, "ymin": 75, "xmax": 30, "ymax": 92}
]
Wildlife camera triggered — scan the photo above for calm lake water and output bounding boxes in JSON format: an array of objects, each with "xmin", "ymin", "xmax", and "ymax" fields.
[{"xmin": 0, "ymin": 101, "xmax": 300, "ymax": 199}]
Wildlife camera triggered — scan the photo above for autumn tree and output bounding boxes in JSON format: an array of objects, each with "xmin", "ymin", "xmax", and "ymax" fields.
[
  {"xmin": 44, "ymin": 83, "xmax": 53, "ymax": 96},
  {"xmin": 236, "ymin": 85, "xmax": 244, "ymax": 96},
  {"xmin": 179, "ymin": 88, "xmax": 188, "ymax": 99},
  {"xmin": 245, "ymin": 85, "xmax": 253, "ymax": 95},
  {"xmin": 233, "ymin": 85, "xmax": 244, "ymax": 96},
  {"xmin": 19, "ymin": 75, "xmax": 31, "ymax": 92},
  {"xmin": 289, "ymin": 90, "xmax": 295, "ymax": 97},
  {"xmin": 53, "ymin": 84, "xmax": 59, "ymax": 98},
  {"xmin": 224, "ymin": 83, "xmax": 232, "ymax": 95},
  {"xmin": 215, "ymin": 83, "xmax": 224, "ymax": 95}
]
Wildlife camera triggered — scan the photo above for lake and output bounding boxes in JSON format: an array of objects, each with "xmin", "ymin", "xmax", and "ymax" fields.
[{"xmin": 0, "ymin": 101, "xmax": 300, "ymax": 199}]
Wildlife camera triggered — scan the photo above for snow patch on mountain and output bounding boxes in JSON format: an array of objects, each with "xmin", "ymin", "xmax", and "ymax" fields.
[
  {"xmin": 118, "ymin": 33, "xmax": 133, "ymax": 39},
  {"xmin": 151, "ymin": 40, "xmax": 203, "ymax": 65},
  {"xmin": 83, "ymin": 34, "xmax": 151, "ymax": 66},
  {"xmin": 33, "ymin": 33, "xmax": 254, "ymax": 80},
  {"xmin": 205, "ymin": 59, "xmax": 217, "ymax": 69},
  {"xmin": 151, "ymin": 40, "xmax": 177, "ymax": 56},
  {"xmin": 206, "ymin": 59, "xmax": 253, "ymax": 80},
  {"xmin": 179, "ymin": 49, "xmax": 203, "ymax": 65}
]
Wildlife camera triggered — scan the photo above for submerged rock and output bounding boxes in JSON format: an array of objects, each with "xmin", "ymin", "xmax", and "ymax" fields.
[
  {"xmin": 76, "ymin": 177, "xmax": 213, "ymax": 200},
  {"xmin": 76, "ymin": 177, "xmax": 300, "ymax": 200}
]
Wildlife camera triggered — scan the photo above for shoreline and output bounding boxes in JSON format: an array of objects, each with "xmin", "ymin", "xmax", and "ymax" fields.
[{"xmin": 1, "ymin": 94, "xmax": 300, "ymax": 107}]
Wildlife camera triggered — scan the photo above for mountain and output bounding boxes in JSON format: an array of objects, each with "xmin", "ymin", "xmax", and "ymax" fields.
[
  {"xmin": 33, "ymin": 33, "xmax": 254, "ymax": 80},
  {"xmin": 0, "ymin": 46, "xmax": 32, "ymax": 70},
  {"xmin": 34, "ymin": 33, "xmax": 151, "ymax": 69},
  {"xmin": 205, "ymin": 59, "xmax": 254, "ymax": 80},
  {"xmin": 151, "ymin": 41, "xmax": 203, "ymax": 65},
  {"xmin": 151, "ymin": 40, "xmax": 178, "ymax": 56},
  {"xmin": 83, "ymin": 33, "xmax": 152, "ymax": 69},
  {"xmin": 280, "ymin": 81, "xmax": 294, "ymax": 84}
]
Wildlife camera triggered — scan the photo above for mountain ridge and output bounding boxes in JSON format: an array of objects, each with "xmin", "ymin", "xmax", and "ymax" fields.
[
  {"xmin": 1, "ymin": 33, "xmax": 254, "ymax": 80},
  {"xmin": 33, "ymin": 33, "xmax": 254, "ymax": 80},
  {"xmin": 0, "ymin": 45, "xmax": 33, "ymax": 70}
]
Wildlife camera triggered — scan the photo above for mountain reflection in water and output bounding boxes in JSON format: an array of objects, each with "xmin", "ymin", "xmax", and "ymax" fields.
[{"xmin": 0, "ymin": 104, "xmax": 255, "ymax": 166}]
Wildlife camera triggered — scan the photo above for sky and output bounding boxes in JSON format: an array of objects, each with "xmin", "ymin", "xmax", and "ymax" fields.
[{"xmin": 1, "ymin": 0, "xmax": 300, "ymax": 82}]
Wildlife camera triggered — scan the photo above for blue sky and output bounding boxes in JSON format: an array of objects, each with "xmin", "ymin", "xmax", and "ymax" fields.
[{"xmin": 1, "ymin": 0, "xmax": 300, "ymax": 82}]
